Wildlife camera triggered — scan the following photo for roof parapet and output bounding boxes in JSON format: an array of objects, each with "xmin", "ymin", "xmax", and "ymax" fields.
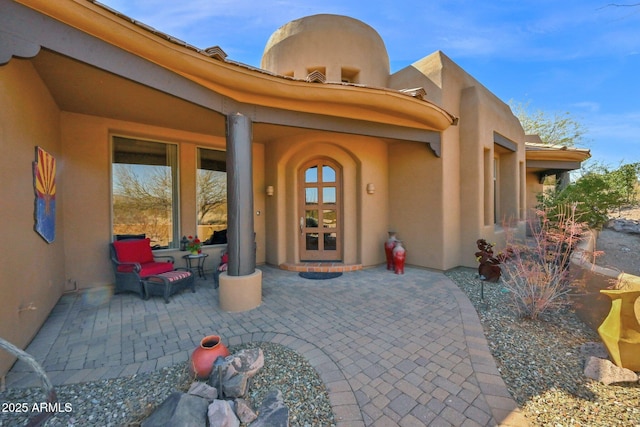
[
  {"xmin": 203, "ymin": 46, "xmax": 228, "ymax": 61},
  {"xmin": 306, "ymin": 70, "xmax": 327, "ymax": 83},
  {"xmin": 399, "ymin": 87, "xmax": 427, "ymax": 100}
]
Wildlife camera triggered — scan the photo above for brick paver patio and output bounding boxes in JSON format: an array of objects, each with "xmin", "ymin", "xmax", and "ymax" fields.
[{"xmin": 5, "ymin": 265, "xmax": 527, "ymax": 426}]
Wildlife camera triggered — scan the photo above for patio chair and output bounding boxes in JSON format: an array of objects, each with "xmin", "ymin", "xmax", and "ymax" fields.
[{"xmin": 109, "ymin": 237, "xmax": 194, "ymax": 302}]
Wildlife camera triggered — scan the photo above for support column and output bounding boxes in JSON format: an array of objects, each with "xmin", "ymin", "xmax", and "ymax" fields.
[
  {"xmin": 219, "ymin": 112, "xmax": 262, "ymax": 312},
  {"xmin": 556, "ymin": 171, "xmax": 571, "ymax": 191},
  {"xmin": 226, "ymin": 112, "xmax": 256, "ymax": 276}
]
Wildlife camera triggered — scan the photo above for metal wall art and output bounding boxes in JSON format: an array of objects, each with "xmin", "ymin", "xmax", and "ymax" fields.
[{"xmin": 33, "ymin": 146, "xmax": 56, "ymax": 243}]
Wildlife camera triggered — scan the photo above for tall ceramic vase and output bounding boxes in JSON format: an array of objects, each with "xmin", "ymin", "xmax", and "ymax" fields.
[
  {"xmin": 597, "ymin": 289, "xmax": 640, "ymax": 371},
  {"xmin": 190, "ymin": 335, "xmax": 231, "ymax": 379},
  {"xmin": 392, "ymin": 240, "xmax": 406, "ymax": 275},
  {"xmin": 384, "ymin": 232, "xmax": 397, "ymax": 271}
]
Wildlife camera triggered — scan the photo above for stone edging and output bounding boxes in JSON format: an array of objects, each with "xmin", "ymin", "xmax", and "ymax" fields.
[{"xmin": 449, "ymin": 285, "xmax": 529, "ymax": 427}]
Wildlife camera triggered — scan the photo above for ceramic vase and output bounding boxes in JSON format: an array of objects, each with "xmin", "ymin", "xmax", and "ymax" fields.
[
  {"xmin": 597, "ymin": 289, "xmax": 640, "ymax": 371},
  {"xmin": 190, "ymin": 335, "xmax": 230, "ymax": 379},
  {"xmin": 384, "ymin": 232, "xmax": 397, "ymax": 270},
  {"xmin": 392, "ymin": 240, "xmax": 406, "ymax": 275}
]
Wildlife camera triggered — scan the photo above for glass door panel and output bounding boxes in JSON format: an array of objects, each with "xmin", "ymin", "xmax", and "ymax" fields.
[{"xmin": 298, "ymin": 159, "xmax": 342, "ymax": 261}]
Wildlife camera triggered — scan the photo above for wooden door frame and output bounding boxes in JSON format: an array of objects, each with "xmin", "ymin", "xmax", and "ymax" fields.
[{"xmin": 298, "ymin": 158, "xmax": 343, "ymax": 261}]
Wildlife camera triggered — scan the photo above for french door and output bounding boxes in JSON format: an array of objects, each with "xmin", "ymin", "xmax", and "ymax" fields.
[{"xmin": 298, "ymin": 159, "xmax": 342, "ymax": 261}]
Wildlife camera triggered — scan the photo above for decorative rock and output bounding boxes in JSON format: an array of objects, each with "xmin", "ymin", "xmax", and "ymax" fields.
[
  {"xmin": 579, "ymin": 342, "xmax": 610, "ymax": 360},
  {"xmin": 229, "ymin": 348, "xmax": 265, "ymax": 378},
  {"xmin": 208, "ymin": 348, "xmax": 265, "ymax": 397},
  {"xmin": 223, "ymin": 372, "xmax": 251, "ymax": 398},
  {"xmin": 606, "ymin": 218, "xmax": 640, "ymax": 234},
  {"xmin": 251, "ymin": 389, "xmax": 289, "ymax": 427},
  {"xmin": 187, "ymin": 381, "xmax": 218, "ymax": 402},
  {"xmin": 208, "ymin": 400, "xmax": 240, "ymax": 427},
  {"xmin": 234, "ymin": 398, "xmax": 258, "ymax": 424},
  {"xmin": 141, "ymin": 392, "xmax": 209, "ymax": 427},
  {"xmin": 584, "ymin": 356, "xmax": 639, "ymax": 385}
]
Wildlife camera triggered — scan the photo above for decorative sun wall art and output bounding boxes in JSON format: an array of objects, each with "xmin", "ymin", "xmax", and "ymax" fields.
[{"xmin": 33, "ymin": 146, "xmax": 56, "ymax": 243}]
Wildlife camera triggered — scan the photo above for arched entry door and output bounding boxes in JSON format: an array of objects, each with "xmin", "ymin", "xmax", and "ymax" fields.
[{"xmin": 298, "ymin": 159, "xmax": 342, "ymax": 261}]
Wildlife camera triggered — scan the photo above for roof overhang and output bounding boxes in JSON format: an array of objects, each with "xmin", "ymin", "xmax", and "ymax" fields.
[
  {"xmin": 11, "ymin": 0, "xmax": 457, "ymax": 134},
  {"xmin": 525, "ymin": 142, "xmax": 591, "ymax": 182}
]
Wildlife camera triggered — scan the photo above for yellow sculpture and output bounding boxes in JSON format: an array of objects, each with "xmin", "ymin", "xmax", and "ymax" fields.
[{"xmin": 598, "ymin": 289, "xmax": 640, "ymax": 371}]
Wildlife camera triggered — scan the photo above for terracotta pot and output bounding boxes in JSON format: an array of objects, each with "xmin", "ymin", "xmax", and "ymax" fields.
[
  {"xmin": 190, "ymin": 335, "xmax": 230, "ymax": 379},
  {"xmin": 598, "ymin": 290, "xmax": 640, "ymax": 371}
]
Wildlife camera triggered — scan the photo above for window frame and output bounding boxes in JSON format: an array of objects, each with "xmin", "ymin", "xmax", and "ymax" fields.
[
  {"xmin": 196, "ymin": 147, "xmax": 228, "ymax": 243},
  {"xmin": 110, "ymin": 135, "xmax": 180, "ymax": 249}
]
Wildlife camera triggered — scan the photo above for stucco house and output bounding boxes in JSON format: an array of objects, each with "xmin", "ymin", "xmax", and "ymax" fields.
[{"xmin": 0, "ymin": 0, "xmax": 589, "ymax": 375}]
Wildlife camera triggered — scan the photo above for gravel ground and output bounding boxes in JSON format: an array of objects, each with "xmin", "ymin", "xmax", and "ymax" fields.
[
  {"xmin": 445, "ymin": 267, "xmax": 640, "ymax": 427},
  {"xmin": 0, "ymin": 342, "xmax": 334, "ymax": 427}
]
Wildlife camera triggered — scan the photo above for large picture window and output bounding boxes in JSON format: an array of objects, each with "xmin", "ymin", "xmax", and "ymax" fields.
[
  {"xmin": 197, "ymin": 148, "xmax": 227, "ymax": 243},
  {"xmin": 112, "ymin": 136, "xmax": 179, "ymax": 248}
]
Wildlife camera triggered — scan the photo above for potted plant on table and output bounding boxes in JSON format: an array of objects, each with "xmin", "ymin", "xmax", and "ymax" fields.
[{"xmin": 186, "ymin": 236, "xmax": 202, "ymax": 255}]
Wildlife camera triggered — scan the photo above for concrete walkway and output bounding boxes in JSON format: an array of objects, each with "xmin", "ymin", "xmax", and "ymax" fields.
[{"xmin": 5, "ymin": 266, "xmax": 527, "ymax": 426}]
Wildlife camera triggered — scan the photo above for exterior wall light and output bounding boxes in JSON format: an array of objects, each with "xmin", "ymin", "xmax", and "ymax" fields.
[
  {"xmin": 266, "ymin": 185, "xmax": 274, "ymax": 196},
  {"xmin": 366, "ymin": 183, "xmax": 375, "ymax": 194}
]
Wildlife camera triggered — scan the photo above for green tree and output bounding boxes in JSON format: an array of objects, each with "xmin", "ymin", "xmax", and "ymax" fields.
[
  {"xmin": 509, "ymin": 100, "xmax": 588, "ymax": 147},
  {"xmin": 538, "ymin": 171, "xmax": 626, "ymax": 229},
  {"xmin": 603, "ymin": 162, "xmax": 640, "ymax": 205}
]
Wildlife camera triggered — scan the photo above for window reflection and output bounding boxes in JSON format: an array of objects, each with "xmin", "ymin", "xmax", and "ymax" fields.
[
  {"xmin": 305, "ymin": 166, "xmax": 318, "ymax": 183},
  {"xmin": 305, "ymin": 188, "xmax": 318, "ymax": 204},
  {"xmin": 322, "ymin": 165, "xmax": 335, "ymax": 182},
  {"xmin": 323, "ymin": 210, "xmax": 336, "ymax": 228},
  {"xmin": 324, "ymin": 233, "xmax": 337, "ymax": 250},
  {"xmin": 305, "ymin": 210, "xmax": 318, "ymax": 227},
  {"xmin": 323, "ymin": 187, "xmax": 336, "ymax": 204},
  {"xmin": 306, "ymin": 233, "xmax": 319, "ymax": 250}
]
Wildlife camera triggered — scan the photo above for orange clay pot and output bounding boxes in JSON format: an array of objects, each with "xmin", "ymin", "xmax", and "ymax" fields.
[{"xmin": 190, "ymin": 335, "xmax": 230, "ymax": 379}]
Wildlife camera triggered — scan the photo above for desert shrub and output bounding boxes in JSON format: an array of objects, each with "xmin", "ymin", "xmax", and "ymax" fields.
[
  {"xmin": 500, "ymin": 204, "xmax": 586, "ymax": 320},
  {"xmin": 538, "ymin": 162, "xmax": 640, "ymax": 229}
]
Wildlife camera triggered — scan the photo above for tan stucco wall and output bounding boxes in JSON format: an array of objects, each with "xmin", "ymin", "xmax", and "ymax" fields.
[
  {"xmin": 60, "ymin": 113, "xmax": 266, "ymax": 290},
  {"xmin": 0, "ymin": 59, "xmax": 65, "ymax": 375},
  {"xmin": 264, "ymin": 132, "xmax": 389, "ymax": 267},
  {"xmin": 390, "ymin": 51, "xmax": 526, "ymax": 268},
  {"xmin": 389, "ymin": 142, "xmax": 446, "ymax": 269},
  {"xmin": 526, "ymin": 171, "xmax": 543, "ymax": 221}
]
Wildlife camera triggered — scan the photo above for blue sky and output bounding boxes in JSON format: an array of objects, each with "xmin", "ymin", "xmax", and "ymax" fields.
[{"xmin": 99, "ymin": 0, "xmax": 640, "ymax": 168}]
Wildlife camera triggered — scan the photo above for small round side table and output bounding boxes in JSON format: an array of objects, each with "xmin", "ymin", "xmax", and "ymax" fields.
[{"xmin": 183, "ymin": 253, "xmax": 208, "ymax": 279}]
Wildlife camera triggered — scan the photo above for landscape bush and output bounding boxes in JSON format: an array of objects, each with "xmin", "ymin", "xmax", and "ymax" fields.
[{"xmin": 499, "ymin": 204, "xmax": 586, "ymax": 320}]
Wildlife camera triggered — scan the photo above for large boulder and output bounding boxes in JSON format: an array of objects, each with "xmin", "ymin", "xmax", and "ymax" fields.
[
  {"xmin": 251, "ymin": 389, "xmax": 289, "ymax": 427},
  {"xmin": 235, "ymin": 398, "xmax": 258, "ymax": 424},
  {"xmin": 208, "ymin": 348, "xmax": 265, "ymax": 398},
  {"xmin": 223, "ymin": 372, "xmax": 251, "ymax": 398},
  {"xmin": 187, "ymin": 381, "xmax": 218, "ymax": 402},
  {"xmin": 584, "ymin": 356, "xmax": 639, "ymax": 385},
  {"xmin": 208, "ymin": 399, "xmax": 240, "ymax": 427},
  {"xmin": 141, "ymin": 392, "xmax": 209, "ymax": 427}
]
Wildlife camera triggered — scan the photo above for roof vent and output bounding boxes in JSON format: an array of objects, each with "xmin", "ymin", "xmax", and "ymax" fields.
[
  {"xmin": 203, "ymin": 46, "xmax": 228, "ymax": 61},
  {"xmin": 399, "ymin": 87, "xmax": 427, "ymax": 100},
  {"xmin": 306, "ymin": 70, "xmax": 326, "ymax": 83}
]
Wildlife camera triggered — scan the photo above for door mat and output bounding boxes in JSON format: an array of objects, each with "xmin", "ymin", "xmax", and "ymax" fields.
[{"xmin": 299, "ymin": 272, "xmax": 343, "ymax": 280}]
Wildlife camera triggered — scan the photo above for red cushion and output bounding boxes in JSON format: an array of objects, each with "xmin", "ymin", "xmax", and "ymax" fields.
[
  {"xmin": 113, "ymin": 238, "xmax": 154, "ymax": 264},
  {"xmin": 139, "ymin": 262, "xmax": 174, "ymax": 277}
]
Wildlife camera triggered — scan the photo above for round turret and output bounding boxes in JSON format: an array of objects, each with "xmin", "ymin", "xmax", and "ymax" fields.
[{"xmin": 261, "ymin": 14, "xmax": 390, "ymax": 87}]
